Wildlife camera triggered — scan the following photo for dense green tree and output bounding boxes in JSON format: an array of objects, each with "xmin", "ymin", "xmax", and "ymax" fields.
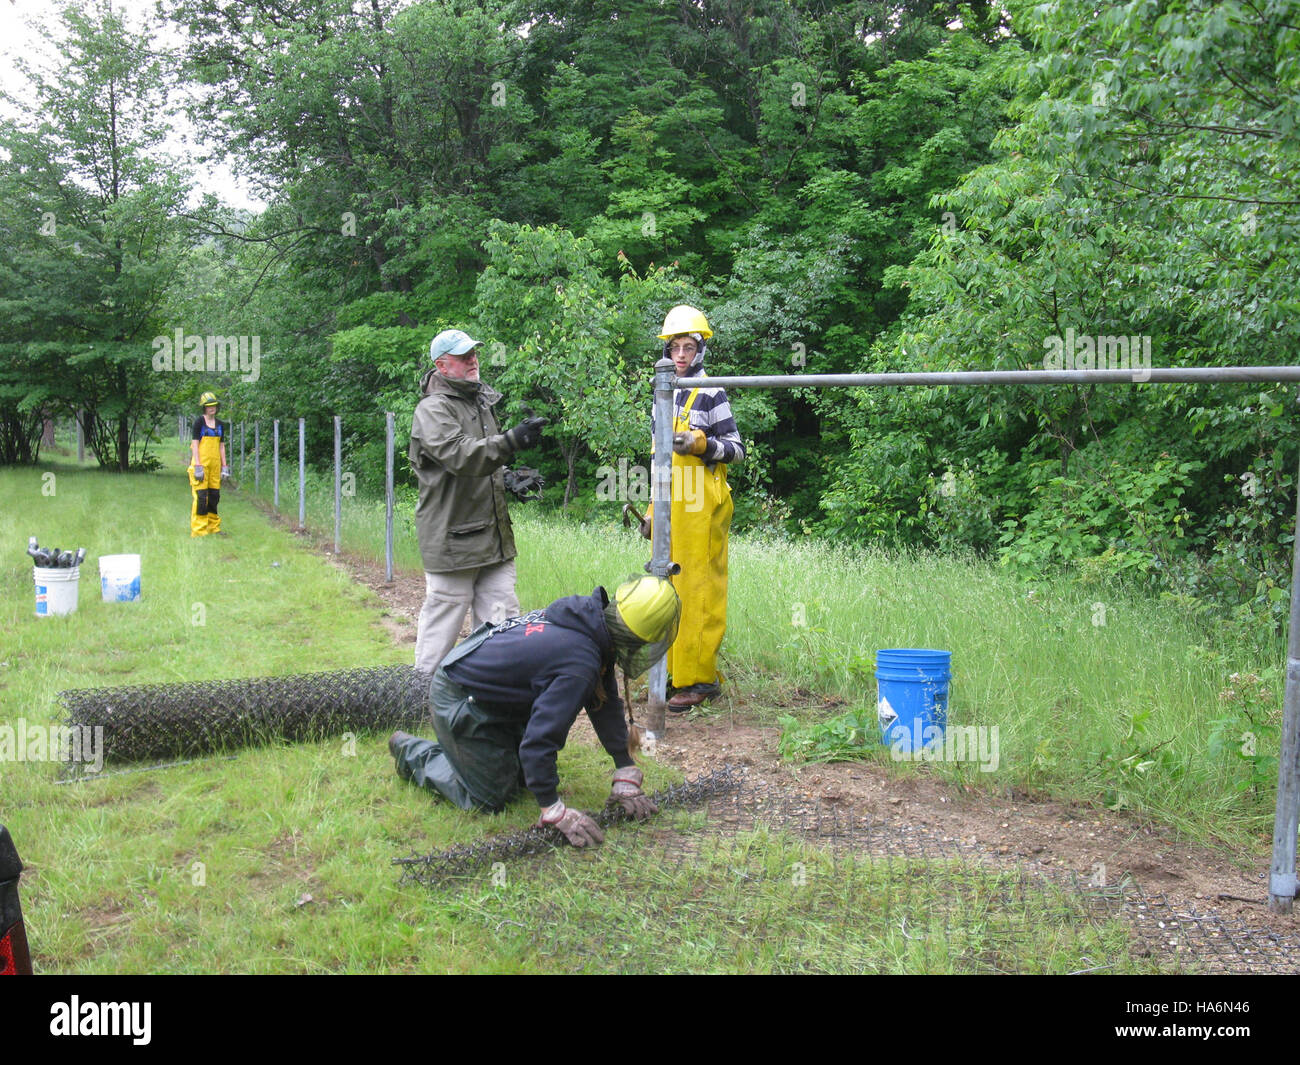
[
  {"xmin": 819, "ymin": 0, "xmax": 1300, "ymax": 628},
  {"xmin": 0, "ymin": 0, "xmax": 197, "ymax": 470}
]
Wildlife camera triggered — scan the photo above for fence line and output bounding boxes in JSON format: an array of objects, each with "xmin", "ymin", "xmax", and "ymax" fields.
[
  {"xmin": 649, "ymin": 360, "xmax": 1300, "ymax": 915},
  {"xmin": 229, "ymin": 414, "xmax": 400, "ymax": 570}
]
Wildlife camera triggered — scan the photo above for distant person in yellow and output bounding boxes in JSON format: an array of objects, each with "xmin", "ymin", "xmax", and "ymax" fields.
[
  {"xmin": 188, "ymin": 391, "xmax": 229, "ymax": 536},
  {"xmin": 646, "ymin": 306, "xmax": 744, "ymax": 709}
]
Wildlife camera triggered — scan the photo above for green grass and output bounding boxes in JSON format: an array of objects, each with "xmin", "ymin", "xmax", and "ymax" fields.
[{"xmin": 0, "ymin": 457, "xmax": 1285, "ymax": 972}]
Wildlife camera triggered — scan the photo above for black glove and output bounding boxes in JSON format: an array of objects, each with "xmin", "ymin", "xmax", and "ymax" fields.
[{"xmin": 505, "ymin": 416, "xmax": 547, "ymax": 452}]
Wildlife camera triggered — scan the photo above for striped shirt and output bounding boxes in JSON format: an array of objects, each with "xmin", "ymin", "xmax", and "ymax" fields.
[{"xmin": 658, "ymin": 367, "xmax": 745, "ymax": 466}]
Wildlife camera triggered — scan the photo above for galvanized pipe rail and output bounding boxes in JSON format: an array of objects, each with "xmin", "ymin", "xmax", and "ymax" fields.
[{"xmin": 649, "ymin": 361, "xmax": 1300, "ymax": 913}]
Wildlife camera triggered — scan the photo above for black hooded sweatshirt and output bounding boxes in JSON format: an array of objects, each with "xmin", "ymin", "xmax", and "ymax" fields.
[{"xmin": 442, "ymin": 587, "xmax": 634, "ymax": 807}]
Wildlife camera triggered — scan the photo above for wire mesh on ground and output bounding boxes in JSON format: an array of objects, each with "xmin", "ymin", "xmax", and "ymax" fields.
[
  {"xmin": 59, "ymin": 666, "xmax": 431, "ymax": 765},
  {"xmin": 399, "ymin": 766, "xmax": 1299, "ymax": 974}
]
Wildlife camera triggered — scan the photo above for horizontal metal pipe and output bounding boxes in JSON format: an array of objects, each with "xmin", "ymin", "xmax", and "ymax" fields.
[{"xmin": 682, "ymin": 367, "xmax": 1300, "ymax": 389}]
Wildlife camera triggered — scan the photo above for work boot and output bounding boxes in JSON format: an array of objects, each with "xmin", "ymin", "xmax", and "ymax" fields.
[
  {"xmin": 668, "ymin": 683, "xmax": 722, "ymax": 711},
  {"xmin": 388, "ymin": 730, "xmax": 414, "ymax": 760}
]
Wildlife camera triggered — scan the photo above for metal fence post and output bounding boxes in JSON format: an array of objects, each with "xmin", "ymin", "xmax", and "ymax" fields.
[
  {"xmin": 273, "ymin": 419, "xmax": 280, "ymax": 508},
  {"xmin": 254, "ymin": 422, "xmax": 261, "ymax": 494},
  {"xmin": 1269, "ymin": 446, "xmax": 1300, "ymax": 913},
  {"xmin": 334, "ymin": 415, "xmax": 342, "ymax": 553},
  {"xmin": 643, "ymin": 357, "xmax": 679, "ymax": 741},
  {"xmin": 386, "ymin": 412, "xmax": 395, "ymax": 583},
  {"xmin": 76, "ymin": 409, "xmax": 84, "ymax": 464},
  {"xmin": 298, "ymin": 417, "xmax": 306, "ymax": 530}
]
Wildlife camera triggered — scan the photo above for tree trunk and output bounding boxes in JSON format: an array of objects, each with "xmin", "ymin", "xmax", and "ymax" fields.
[
  {"xmin": 561, "ymin": 440, "xmax": 579, "ymax": 511},
  {"xmin": 117, "ymin": 413, "xmax": 129, "ymax": 472}
]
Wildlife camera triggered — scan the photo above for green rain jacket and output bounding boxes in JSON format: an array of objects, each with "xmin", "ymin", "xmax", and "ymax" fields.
[{"xmin": 409, "ymin": 367, "xmax": 517, "ymax": 573}]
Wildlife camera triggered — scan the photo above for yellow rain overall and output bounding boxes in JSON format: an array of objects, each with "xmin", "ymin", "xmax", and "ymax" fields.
[
  {"xmin": 655, "ymin": 388, "xmax": 732, "ymax": 689},
  {"xmin": 189, "ymin": 424, "xmax": 223, "ymax": 536}
]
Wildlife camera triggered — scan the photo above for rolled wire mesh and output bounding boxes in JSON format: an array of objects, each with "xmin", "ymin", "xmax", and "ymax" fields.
[{"xmin": 59, "ymin": 666, "xmax": 431, "ymax": 764}]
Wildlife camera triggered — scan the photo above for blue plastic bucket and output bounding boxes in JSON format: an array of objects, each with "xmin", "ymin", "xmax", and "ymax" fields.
[{"xmin": 876, "ymin": 648, "xmax": 951, "ymax": 753}]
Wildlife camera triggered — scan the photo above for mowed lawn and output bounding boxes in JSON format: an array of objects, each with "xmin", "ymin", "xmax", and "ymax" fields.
[{"xmin": 0, "ymin": 462, "xmax": 678, "ymax": 973}]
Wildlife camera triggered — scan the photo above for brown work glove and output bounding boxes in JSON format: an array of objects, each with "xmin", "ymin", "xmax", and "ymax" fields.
[
  {"xmin": 610, "ymin": 766, "xmax": 657, "ymax": 820},
  {"xmin": 538, "ymin": 801, "xmax": 605, "ymax": 847},
  {"xmin": 672, "ymin": 429, "xmax": 707, "ymax": 456}
]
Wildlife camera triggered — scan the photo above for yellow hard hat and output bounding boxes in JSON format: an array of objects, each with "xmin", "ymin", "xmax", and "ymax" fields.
[
  {"xmin": 614, "ymin": 575, "xmax": 680, "ymax": 641},
  {"xmin": 606, "ymin": 576, "xmax": 681, "ymax": 679},
  {"xmin": 658, "ymin": 305, "xmax": 712, "ymax": 341},
  {"xmin": 199, "ymin": 391, "xmax": 219, "ymax": 409}
]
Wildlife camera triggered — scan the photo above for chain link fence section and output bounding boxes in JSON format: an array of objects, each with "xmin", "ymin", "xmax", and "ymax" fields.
[
  {"xmin": 395, "ymin": 766, "xmax": 743, "ymax": 886},
  {"xmin": 407, "ymin": 768, "xmax": 1299, "ymax": 974},
  {"xmin": 59, "ymin": 666, "xmax": 431, "ymax": 765}
]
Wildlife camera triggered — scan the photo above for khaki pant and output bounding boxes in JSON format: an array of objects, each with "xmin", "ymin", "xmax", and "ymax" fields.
[{"xmin": 414, "ymin": 560, "xmax": 519, "ymax": 673}]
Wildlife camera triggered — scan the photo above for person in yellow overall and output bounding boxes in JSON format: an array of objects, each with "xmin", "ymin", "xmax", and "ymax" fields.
[
  {"xmin": 188, "ymin": 391, "xmax": 229, "ymax": 537},
  {"xmin": 643, "ymin": 306, "xmax": 745, "ymax": 709}
]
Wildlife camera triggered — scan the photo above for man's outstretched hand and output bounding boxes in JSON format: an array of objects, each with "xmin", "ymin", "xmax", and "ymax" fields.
[{"xmin": 505, "ymin": 416, "xmax": 547, "ymax": 452}]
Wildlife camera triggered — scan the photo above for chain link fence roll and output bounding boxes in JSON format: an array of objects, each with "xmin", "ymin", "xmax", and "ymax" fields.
[{"xmin": 60, "ymin": 666, "xmax": 432, "ymax": 764}]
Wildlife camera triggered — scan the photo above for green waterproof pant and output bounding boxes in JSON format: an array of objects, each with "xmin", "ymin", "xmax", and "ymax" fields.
[{"xmin": 392, "ymin": 625, "xmax": 527, "ymax": 812}]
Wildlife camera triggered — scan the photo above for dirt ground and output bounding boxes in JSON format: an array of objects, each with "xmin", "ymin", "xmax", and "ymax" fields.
[{"xmin": 292, "ymin": 515, "xmax": 1298, "ymax": 933}]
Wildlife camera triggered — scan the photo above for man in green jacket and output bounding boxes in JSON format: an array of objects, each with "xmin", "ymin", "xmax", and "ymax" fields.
[{"xmin": 410, "ymin": 329, "xmax": 546, "ymax": 673}]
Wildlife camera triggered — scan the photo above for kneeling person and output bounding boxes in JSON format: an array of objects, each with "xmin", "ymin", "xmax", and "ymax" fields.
[{"xmin": 389, "ymin": 575, "xmax": 680, "ymax": 846}]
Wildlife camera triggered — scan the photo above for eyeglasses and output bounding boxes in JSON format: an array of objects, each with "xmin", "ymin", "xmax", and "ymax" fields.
[{"xmin": 668, "ymin": 341, "xmax": 697, "ymax": 354}]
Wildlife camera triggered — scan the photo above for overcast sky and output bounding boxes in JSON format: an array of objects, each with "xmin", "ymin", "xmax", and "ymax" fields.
[{"xmin": 0, "ymin": 0, "xmax": 267, "ymax": 212}]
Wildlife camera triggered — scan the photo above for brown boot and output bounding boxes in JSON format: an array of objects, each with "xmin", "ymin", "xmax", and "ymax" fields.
[{"xmin": 667, "ymin": 683, "xmax": 721, "ymax": 711}]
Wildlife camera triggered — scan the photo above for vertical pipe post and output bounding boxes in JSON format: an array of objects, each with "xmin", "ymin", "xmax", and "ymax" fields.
[
  {"xmin": 254, "ymin": 422, "xmax": 261, "ymax": 494},
  {"xmin": 239, "ymin": 422, "xmax": 245, "ymax": 480},
  {"xmin": 76, "ymin": 409, "xmax": 84, "ymax": 464},
  {"xmin": 643, "ymin": 357, "xmax": 678, "ymax": 741},
  {"xmin": 333, "ymin": 415, "xmax": 342, "ymax": 553},
  {"xmin": 1268, "ymin": 448, "xmax": 1300, "ymax": 913},
  {"xmin": 273, "ymin": 419, "xmax": 280, "ymax": 508},
  {"xmin": 385, "ymin": 412, "xmax": 395, "ymax": 583},
  {"xmin": 298, "ymin": 417, "xmax": 306, "ymax": 531}
]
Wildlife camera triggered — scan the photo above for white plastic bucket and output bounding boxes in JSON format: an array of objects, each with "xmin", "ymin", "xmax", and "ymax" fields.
[
  {"xmin": 99, "ymin": 554, "xmax": 142, "ymax": 603},
  {"xmin": 34, "ymin": 565, "xmax": 80, "ymax": 617}
]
